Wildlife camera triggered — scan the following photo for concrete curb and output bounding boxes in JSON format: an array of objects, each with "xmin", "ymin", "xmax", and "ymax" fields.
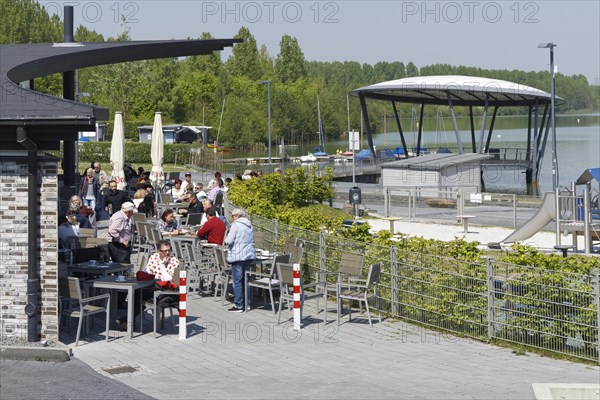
[{"xmin": 0, "ymin": 346, "xmax": 72, "ymax": 362}]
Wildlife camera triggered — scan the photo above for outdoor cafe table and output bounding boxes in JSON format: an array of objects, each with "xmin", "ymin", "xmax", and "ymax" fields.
[
  {"xmin": 68, "ymin": 261, "xmax": 131, "ymax": 278},
  {"xmin": 90, "ymin": 276, "xmax": 156, "ymax": 340}
]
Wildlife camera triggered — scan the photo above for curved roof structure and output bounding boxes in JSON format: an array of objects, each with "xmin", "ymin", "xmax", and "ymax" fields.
[
  {"xmin": 351, "ymin": 75, "xmax": 564, "ymax": 106},
  {"xmin": 0, "ymin": 39, "xmax": 241, "ymax": 148}
]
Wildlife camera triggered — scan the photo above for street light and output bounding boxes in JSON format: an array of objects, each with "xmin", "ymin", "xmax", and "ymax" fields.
[
  {"xmin": 259, "ymin": 80, "xmax": 272, "ymax": 166},
  {"xmin": 538, "ymin": 42, "xmax": 559, "ymax": 191}
]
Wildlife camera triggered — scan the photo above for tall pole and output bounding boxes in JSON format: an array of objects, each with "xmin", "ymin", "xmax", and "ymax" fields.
[
  {"xmin": 267, "ymin": 81, "xmax": 272, "ymax": 166},
  {"xmin": 550, "ymin": 45, "xmax": 559, "ymax": 190},
  {"xmin": 260, "ymin": 80, "xmax": 272, "ymax": 166}
]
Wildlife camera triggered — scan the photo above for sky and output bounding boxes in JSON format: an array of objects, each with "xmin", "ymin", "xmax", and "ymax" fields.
[{"xmin": 40, "ymin": 0, "xmax": 600, "ymax": 84}]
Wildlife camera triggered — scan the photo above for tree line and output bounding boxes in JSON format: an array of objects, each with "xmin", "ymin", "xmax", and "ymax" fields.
[{"xmin": 3, "ymin": 0, "xmax": 599, "ymax": 149}]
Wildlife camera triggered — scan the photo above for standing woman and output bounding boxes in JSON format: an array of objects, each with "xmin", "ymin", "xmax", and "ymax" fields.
[
  {"xmin": 79, "ymin": 167, "xmax": 98, "ymax": 212},
  {"xmin": 224, "ymin": 208, "xmax": 256, "ymax": 312}
]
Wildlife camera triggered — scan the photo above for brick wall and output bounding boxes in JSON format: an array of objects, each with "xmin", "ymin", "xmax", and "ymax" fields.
[{"xmin": 0, "ymin": 155, "xmax": 59, "ymax": 341}]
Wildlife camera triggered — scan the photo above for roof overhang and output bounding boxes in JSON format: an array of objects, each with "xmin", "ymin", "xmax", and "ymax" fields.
[
  {"xmin": 0, "ymin": 39, "xmax": 241, "ymax": 149},
  {"xmin": 351, "ymin": 75, "xmax": 564, "ymax": 107}
]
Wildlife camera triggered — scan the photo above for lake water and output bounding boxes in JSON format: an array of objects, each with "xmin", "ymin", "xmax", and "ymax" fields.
[{"xmin": 226, "ymin": 114, "xmax": 600, "ymax": 195}]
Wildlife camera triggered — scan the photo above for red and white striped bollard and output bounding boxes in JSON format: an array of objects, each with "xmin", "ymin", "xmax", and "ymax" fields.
[
  {"xmin": 293, "ymin": 263, "xmax": 301, "ymax": 330},
  {"xmin": 179, "ymin": 270, "xmax": 187, "ymax": 339}
]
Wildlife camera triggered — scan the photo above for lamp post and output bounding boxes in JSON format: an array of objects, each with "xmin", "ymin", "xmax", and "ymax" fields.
[
  {"xmin": 259, "ymin": 80, "xmax": 272, "ymax": 166},
  {"xmin": 538, "ymin": 42, "xmax": 558, "ymax": 191}
]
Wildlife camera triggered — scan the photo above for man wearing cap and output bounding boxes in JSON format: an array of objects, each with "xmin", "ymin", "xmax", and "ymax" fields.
[
  {"xmin": 107, "ymin": 202, "xmax": 135, "ymax": 263},
  {"xmin": 184, "ymin": 172, "xmax": 193, "ymax": 187}
]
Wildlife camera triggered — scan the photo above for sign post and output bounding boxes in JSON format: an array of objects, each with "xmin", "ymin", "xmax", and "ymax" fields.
[{"xmin": 349, "ymin": 130, "xmax": 360, "ymax": 218}]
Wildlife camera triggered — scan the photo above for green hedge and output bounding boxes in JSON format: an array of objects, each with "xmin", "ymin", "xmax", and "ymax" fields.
[{"xmin": 76, "ymin": 142, "xmax": 198, "ymax": 164}]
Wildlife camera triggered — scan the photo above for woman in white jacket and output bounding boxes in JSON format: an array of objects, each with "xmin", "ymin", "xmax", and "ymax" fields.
[{"xmin": 224, "ymin": 208, "xmax": 256, "ymax": 312}]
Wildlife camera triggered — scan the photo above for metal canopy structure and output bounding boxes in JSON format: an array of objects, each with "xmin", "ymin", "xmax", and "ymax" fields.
[
  {"xmin": 351, "ymin": 75, "xmax": 565, "ymax": 184},
  {"xmin": 0, "ymin": 39, "xmax": 242, "ymax": 148}
]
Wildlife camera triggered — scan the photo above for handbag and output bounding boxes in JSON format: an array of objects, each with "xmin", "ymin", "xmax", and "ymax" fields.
[{"xmin": 136, "ymin": 271, "xmax": 155, "ymax": 281}]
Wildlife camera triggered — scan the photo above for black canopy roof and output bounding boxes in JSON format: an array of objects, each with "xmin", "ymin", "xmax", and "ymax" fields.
[{"xmin": 0, "ymin": 39, "xmax": 241, "ymax": 149}]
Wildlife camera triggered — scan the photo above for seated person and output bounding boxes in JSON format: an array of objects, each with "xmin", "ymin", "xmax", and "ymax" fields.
[
  {"xmin": 132, "ymin": 188, "xmax": 147, "ymax": 212},
  {"xmin": 196, "ymin": 207, "xmax": 226, "ymax": 245},
  {"xmin": 194, "ymin": 183, "xmax": 207, "ymax": 201},
  {"xmin": 187, "ymin": 191, "xmax": 204, "ymax": 214},
  {"xmin": 66, "ymin": 195, "xmax": 94, "ymax": 229},
  {"xmin": 156, "ymin": 209, "xmax": 180, "ymax": 235},
  {"xmin": 58, "ymin": 214, "xmax": 81, "ymax": 248},
  {"xmin": 116, "ymin": 239, "xmax": 180, "ymax": 330},
  {"xmin": 198, "ymin": 198, "xmax": 221, "ymax": 226},
  {"xmin": 170, "ymin": 179, "xmax": 186, "ymax": 201}
]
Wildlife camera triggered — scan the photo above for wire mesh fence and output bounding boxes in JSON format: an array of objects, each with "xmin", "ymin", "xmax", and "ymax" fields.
[{"xmin": 231, "ymin": 201, "xmax": 599, "ymax": 364}]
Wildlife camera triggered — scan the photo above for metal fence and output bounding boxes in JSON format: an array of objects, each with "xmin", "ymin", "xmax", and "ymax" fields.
[{"xmin": 232, "ymin": 204, "xmax": 600, "ymax": 364}]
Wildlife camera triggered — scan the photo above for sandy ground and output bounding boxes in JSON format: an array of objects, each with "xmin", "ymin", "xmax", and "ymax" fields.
[{"xmin": 366, "ymin": 215, "xmax": 560, "ymax": 251}]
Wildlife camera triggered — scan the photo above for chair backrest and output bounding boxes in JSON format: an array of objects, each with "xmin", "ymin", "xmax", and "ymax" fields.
[
  {"xmin": 270, "ymin": 254, "xmax": 291, "ymax": 277},
  {"xmin": 366, "ymin": 262, "xmax": 382, "ymax": 287},
  {"xmin": 214, "ymin": 247, "xmax": 229, "ymax": 272},
  {"xmin": 160, "ymin": 193, "xmax": 173, "ymax": 204},
  {"xmin": 137, "ymin": 251, "xmax": 150, "ymax": 272},
  {"xmin": 186, "ymin": 213, "xmax": 203, "ymax": 226},
  {"xmin": 214, "ymin": 191, "xmax": 224, "ymax": 214},
  {"xmin": 175, "ymin": 202, "xmax": 190, "ymax": 214},
  {"xmin": 339, "ymin": 253, "xmax": 364, "ymax": 277},
  {"xmin": 282, "ymin": 237, "xmax": 304, "ymax": 265},
  {"xmin": 131, "ymin": 212, "xmax": 147, "ymax": 224},
  {"xmin": 253, "ymin": 229, "xmax": 266, "ymax": 250},
  {"xmin": 276, "ymin": 262, "xmax": 296, "ymax": 287},
  {"xmin": 149, "ymin": 228, "xmax": 161, "ymax": 246},
  {"xmin": 80, "ymin": 228, "xmax": 95, "ymax": 237},
  {"xmin": 59, "ymin": 276, "xmax": 82, "ymax": 301}
]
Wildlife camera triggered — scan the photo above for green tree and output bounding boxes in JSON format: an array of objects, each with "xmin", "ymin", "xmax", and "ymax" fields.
[
  {"xmin": 0, "ymin": 0, "xmax": 62, "ymax": 43},
  {"xmin": 274, "ymin": 34, "xmax": 306, "ymax": 83},
  {"xmin": 226, "ymin": 27, "xmax": 261, "ymax": 80},
  {"xmin": 406, "ymin": 61, "xmax": 419, "ymax": 77}
]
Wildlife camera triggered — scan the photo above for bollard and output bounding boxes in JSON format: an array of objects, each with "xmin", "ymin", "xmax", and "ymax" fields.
[
  {"xmin": 293, "ymin": 263, "xmax": 301, "ymax": 331},
  {"xmin": 179, "ymin": 270, "xmax": 187, "ymax": 340}
]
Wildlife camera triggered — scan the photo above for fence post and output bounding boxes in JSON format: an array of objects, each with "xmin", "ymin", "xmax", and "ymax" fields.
[
  {"xmin": 273, "ymin": 219, "xmax": 279, "ymax": 243},
  {"xmin": 407, "ymin": 190, "xmax": 412, "ymax": 221},
  {"xmin": 391, "ymin": 246, "xmax": 398, "ymax": 317},
  {"xmin": 595, "ymin": 272, "xmax": 600, "ymax": 366},
  {"xmin": 512, "ymin": 194, "xmax": 517, "ymax": 228},
  {"xmin": 319, "ymin": 232, "xmax": 326, "ymax": 273},
  {"xmin": 384, "ymin": 187, "xmax": 390, "ymax": 217},
  {"xmin": 486, "ymin": 257, "xmax": 495, "ymax": 341}
]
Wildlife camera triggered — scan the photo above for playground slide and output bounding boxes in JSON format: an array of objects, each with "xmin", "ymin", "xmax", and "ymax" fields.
[{"xmin": 501, "ymin": 192, "xmax": 556, "ymax": 244}]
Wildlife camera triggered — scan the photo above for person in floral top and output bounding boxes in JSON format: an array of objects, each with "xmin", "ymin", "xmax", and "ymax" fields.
[
  {"xmin": 115, "ymin": 239, "xmax": 180, "ymax": 330},
  {"xmin": 144, "ymin": 239, "xmax": 180, "ymax": 284}
]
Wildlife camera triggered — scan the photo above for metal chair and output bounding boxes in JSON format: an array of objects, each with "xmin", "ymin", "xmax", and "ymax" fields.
[
  {"xmin": 59, "ymin": 276, "xmax": 110, "ymax": 346},
  {"xmin": 316, "ymin": 252, "xmax": 364, "ymax": 290},
  {"xmin": 213, "ymin": 247, "xmax": 232, "ymax": 304},
  {"xmin": 281, "ymin": 236, "xmax": 304, "ymax": 265},
  {"xmin": 246, "ymin": 254, "xmax": 291, "ymax": 313},
  {"xmin": 276, "ymin": 262, "xmax": 325, "ymax": 325},
  {"xmin": 337, "ymin": 262, "xmax": 382, "ymax": 327},
  {"xmin": 149, "ymin": 267, "xmax": 184, "ymax": 337}
]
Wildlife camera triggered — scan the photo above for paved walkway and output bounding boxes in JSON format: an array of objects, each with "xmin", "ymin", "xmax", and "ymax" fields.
[{"xmin": 62, "ymin": 293, "xmax": 597, "ymax": 399}]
